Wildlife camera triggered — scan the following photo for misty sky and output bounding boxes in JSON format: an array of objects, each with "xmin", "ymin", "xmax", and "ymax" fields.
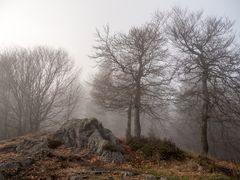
[{"xmin": 0, "ymin": 0, "xmax": 239, "ymax": 79}]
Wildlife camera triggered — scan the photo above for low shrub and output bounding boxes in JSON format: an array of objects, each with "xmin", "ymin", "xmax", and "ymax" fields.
[
  {"xmin": 197, "ymin": 155, "xmax": 216, "ymax": 172},
  {"xmin": 102, "ymin": 143, "xmax": 124, "ymax": 153},
  {"xmin": 127, "ymin": 137, "xmax": 186, "ymax": 162},
  {"xmin": 47, "ymin": 139, "xmax": 62, "ymax": 149}
]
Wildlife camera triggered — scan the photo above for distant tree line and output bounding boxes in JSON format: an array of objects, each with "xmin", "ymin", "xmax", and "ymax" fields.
[
  {"xmin": 91, "ymin": 7, "xmax": 240, "ymax": 156},
  {"xmin": 0, "ymin": 47, "xmax": 81, "ymax": 138}
]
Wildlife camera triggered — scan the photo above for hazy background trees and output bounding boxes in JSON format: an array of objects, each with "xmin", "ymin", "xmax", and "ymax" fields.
[
  {"xmin": 91, "ymin": 60, "xmax": 135, "ymax": 140},
  {"xmin": 0, "ymin": 47, "xmax": 81, "ymax": 138}
]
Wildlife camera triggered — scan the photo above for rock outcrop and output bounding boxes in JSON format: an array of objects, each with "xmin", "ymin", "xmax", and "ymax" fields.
[
  {"xmin": 0, "ymin": 118, "xmax": 127, "ymax": 179},
  {"xmin": 0, "ymin": 118, "xmax": 126, "ymax": 163},
  {"xmin": 53, "ymin": 118, "xmax": 126, "ymax": 162}
]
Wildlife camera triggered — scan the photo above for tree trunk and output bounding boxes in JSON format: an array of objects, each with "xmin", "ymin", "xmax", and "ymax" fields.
[
  {"xmin": 18, "ymin": 118, "xmax": 23, "ymax": 136},
  {"xmin": 126, "ymin": 99, "xmax": 132, "ymax": 142},
  {"xmin": 3, "ymin": 111, "xmax": 9, "ymax": 138},
  {"xmin": 201, "ymin": 73, "xmax": 209, "ymax": 155},
  {"xmin": 134, "ymin": 80, "xmax": 141, "ymax": 137}
]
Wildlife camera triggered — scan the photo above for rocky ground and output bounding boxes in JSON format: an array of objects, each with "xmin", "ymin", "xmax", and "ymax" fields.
[
  {"xmin": 0, "ymin": 140, "xmax": 164, "ymax": 179},
  {"xmin": 0, "ymin": 118, "xmax": 238, "ymax": 179}
]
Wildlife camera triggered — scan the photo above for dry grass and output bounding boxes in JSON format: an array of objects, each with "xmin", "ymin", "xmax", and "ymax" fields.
[{"xmin": 0, "ymin": 134, "xmax": 237, "ymax": 179}]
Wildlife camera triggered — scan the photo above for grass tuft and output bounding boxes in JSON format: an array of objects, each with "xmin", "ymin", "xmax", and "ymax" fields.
[{"xmin": 127, "ymin": 137, "xmax": 186, "ymax": 162}]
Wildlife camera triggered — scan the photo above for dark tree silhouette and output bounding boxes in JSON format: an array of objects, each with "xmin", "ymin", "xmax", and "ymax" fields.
[{"xmin": 92, "ymin": 14, "xmax": 172, "ymax": 137}]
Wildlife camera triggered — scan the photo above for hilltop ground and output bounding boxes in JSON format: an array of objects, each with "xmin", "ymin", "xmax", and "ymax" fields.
[{"xmin": 0, "ymin": 132, "xmax": 238, "ymax": 180}]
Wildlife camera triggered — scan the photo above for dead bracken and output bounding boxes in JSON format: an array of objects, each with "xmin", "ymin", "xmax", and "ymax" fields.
[{"xmin": 0, "ymin": 118, "xmax": 238, "ymax": 179}]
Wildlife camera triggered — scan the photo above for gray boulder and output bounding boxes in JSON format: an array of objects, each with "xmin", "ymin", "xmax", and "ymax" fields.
[{"xmin": 53, "ymin": 118, "xmax": 126, "ymax": 162}]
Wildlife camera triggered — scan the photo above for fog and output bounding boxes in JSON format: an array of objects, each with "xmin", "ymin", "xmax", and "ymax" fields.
[
  {"xmin": 0, "ymin": 0, "xmax": 239, "ymax": 78},
  {"xmin": 0, "ymin": 0, "xmax": 240, "ymax": 162}
]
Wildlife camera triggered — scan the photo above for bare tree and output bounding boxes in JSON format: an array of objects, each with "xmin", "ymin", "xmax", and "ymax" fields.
[
  {"xmin": 91, "ymin": 61, "xmax": 134, "ymax": 140},
  {"xmin": 168, "ymin": 7, "xmax": 240, "ymax": 155},
  {"xmin": 0, "ymin": 47, "xmax": 81, "ymax": 136},
  {"xmin": 92, "ymin": 14, "xmax": 172, "ymax": 137},
  {"xmin": 0, "ymin": 59, "xmax": 13, "ymax": 138}
]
